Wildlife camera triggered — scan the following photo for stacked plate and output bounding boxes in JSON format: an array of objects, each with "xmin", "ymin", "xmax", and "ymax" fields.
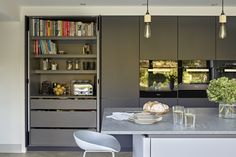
[{"xmin": 129, "ymin": 112, "xmax": 162, "ymax": 124}]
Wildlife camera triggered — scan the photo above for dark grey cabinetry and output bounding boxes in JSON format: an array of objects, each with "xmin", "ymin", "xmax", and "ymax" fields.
[
  {"xmin": 216, "ymin": 17, "xmax": 236, "ymax": 60},
  {"xmin": 178, "ymin": 17, "xmax": 216, "ymax": 60},
  {"xmin": 101, "ymin": 16, "xmax": 139, "ymax": 151},
  {"xmin": 140, "ymin": 16, "xmax": 178, "ymax": 60},
  {"xmin": 101, "ymin": 16, "xmax": 140, "ymax": 109}
]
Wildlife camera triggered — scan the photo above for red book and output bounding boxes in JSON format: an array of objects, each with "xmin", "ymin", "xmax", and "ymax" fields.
[
  {"xmin": 35, "ymin": 40, "xmax": 39, "ymax": 55},
  {"xmin": 67, "ymin": 21, "xmax": 70, "ymax": 36},
  {"xmin": 63, "ymin": 21, "xmax": 66, "ymax": 36}
]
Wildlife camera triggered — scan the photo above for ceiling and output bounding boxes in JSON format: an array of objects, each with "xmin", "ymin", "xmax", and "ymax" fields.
[{"xmin": 16, "ymin": 0, "xmax": 236, "ymax": 7}]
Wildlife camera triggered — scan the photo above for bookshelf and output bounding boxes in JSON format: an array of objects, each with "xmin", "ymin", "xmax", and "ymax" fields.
[
  {"xmin": 26, "ymin": 16, "xmax": 100, "ymax": 148},
  {"xmin": 33, "ymin": 54, "xmax": 97, "ymax": 59},
  {"xmin": 33, "ymin": 70, "xmax": 97, "ymax": 74}
]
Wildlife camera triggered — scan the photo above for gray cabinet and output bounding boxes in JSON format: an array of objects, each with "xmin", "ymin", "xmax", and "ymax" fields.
[
  {"xmin": 178, "ymin": 98, "xmax": 217, "ymax": 108},
  {"xmin": 216, "ymin": 17, "xmax": 236, "ymax": 60},
  {"xmin": 178, "ymin": 17, "xmax": 216, "ymax": 60},
  {"xmin": 101, "ymin": 16, "xmax": 139, "ymax": 151},
  {"xmin": 140, "ymin": 16, "xmax": 178, "ymax": 60},
  {"xmin": 101, "ymin": 16, "xmax": 140, "ymax": 109}
]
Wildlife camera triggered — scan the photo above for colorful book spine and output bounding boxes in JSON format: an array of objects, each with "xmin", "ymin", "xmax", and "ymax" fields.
[{"xmin": 32, "ymin": 19, "xmax": 96, "ymax": 37}]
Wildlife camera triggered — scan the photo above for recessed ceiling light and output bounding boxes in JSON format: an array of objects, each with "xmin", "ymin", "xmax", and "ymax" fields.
[{"xmin": 211, "ymin": 3, "xmax": 218, "ymax": 6}]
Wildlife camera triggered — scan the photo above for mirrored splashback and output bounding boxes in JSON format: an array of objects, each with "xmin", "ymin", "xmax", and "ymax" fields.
[
  {"xmin": 213, "ymin": 60, "xmax": 236, "ymax": 79},
  {"xmin": 140, "ymin": 60, "xmax": 212, "ymax": 93},
  {"xmin": 140, "ymin": 60, "xmax": 178, "ymax": 91},
  {"xmin": 181, "ymin": 60, "xmax": 211, "ymax": 84},
  {"xmin": 140, "ymin": 60, "xmax": 236, "ymax": 98}
]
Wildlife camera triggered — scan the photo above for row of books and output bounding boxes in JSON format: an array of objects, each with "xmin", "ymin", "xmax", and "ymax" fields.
[
  {"xmin": 32, "ymin": 19, "xmax": 96, "ymax": 37},
  {"xmin": 34, "ymin": 40, "xmax": 57, "ymax": 55}
]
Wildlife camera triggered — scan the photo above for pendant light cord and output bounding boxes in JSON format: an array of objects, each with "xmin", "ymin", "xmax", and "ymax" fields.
[
  {"xmin": 146, "ymin": 0, "xmax": 149, "ymax": 14},
  {"xmin": 222, "ymin": 0, "xmax": 224, "ymax": 14}
]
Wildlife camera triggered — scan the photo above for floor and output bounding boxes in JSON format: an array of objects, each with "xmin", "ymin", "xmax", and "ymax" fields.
[{"xmin": 0, "ymin": 152, "xmax": 132, "ymax": 157}]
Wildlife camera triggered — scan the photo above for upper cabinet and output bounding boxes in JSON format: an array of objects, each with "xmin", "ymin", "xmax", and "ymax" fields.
[
  {"xmin": 140, "ymin": 16, "xmax": 178, "ymax": 60},
  {"xmin": 216, "ymin": 17, "xmax": 236, "ymax": 60},
  {"xmin": 101, "ymin": 16, "xmax": 140, "ymax": 108},
  {"xmin": 178, "ymin": 17, "xmax": 216, "ymax": 60}
]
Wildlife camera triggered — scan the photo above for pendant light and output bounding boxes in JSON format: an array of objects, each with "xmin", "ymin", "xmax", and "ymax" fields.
[
  {"xmin": 144, "ymin": 0, "xmax": 151, "ymax": 38},
  {"xmin": 219, "ymin": 0, "xmax": 227, "ymax": 39}
]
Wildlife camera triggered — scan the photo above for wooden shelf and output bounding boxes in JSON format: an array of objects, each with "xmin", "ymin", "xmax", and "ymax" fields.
[
  {"xmin": 33, "ymin": 54, "xmax": 97, "ymax": 59},
  {"xmin": 30, "ymin": 95, "xmax": 97, "ymax": 99},
  {"xmin": 31, "ymin": 36, "xmax": 97, "ymax": 40},
  {"xmin": 33, "ymin": 70, "xmax": 97, "ymax": 74}
]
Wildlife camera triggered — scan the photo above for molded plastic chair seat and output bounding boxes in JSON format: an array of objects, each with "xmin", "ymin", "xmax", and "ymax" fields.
[{"xmin": 73, "ymin": 130, "xmax": 121, "ymax": 157}]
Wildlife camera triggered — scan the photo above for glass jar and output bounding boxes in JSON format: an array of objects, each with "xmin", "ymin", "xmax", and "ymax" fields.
[
  {"xmin": 74, "ymin": 60, "xmax": 80, "ymax": 70},
  {"xmin": 66, "ymin": 60, "xmax": 73, "ymax": 70},
  {"xmin": 42, "ymin": 58, "xmax": 50, "ymax": 70}
]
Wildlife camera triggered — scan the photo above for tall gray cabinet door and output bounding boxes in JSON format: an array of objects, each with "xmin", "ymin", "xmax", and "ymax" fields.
[
  {"xmin": 140, "ymin": 16, "xmax": 178, "ymax": 60},
  {"xmin": 216, "ymin": 17, "xmax": 236, "ymax": 60},
  {"xmin": 101, "ymin": 16, "xmax": 139, "ymax": 109},
  {"xmin": 178, "ymin": 17, "xmax": 216, "ymax": 60}
]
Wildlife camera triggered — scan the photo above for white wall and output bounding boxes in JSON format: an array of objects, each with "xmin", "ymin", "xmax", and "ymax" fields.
[
  {"xmin": 0, "ymin": 0, "xmax": 19, "ymax": 21},
  {"xmin": 1, "ymin": 5, "xmax": 236, "ymax": 153},
  {"xmin": 0, "ymin": 20, "xmax": 24, "ymax": 152}
]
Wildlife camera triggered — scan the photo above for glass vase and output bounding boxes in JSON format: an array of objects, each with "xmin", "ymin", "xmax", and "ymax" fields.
[{"xmin": 219, "ymin": 103, "xmax": 236, "ymax": 119}]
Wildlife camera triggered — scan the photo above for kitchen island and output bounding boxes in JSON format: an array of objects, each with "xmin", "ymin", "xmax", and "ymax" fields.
[{"xmin": 101, "ymin": 108, "xmax": 236, "ymax": 157}]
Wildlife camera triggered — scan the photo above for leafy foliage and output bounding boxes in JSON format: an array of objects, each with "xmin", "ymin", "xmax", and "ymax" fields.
[{"xmin": 207, "ymin": 77, "xmax": 236, "ymax": 104}]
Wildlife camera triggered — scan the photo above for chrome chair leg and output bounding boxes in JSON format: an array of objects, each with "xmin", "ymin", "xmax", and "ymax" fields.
[
  {"xmin": 111, "ymin": 152, "xmax": 115, "ymax": 157},
  {"xmin": 83, "ymin": 151, "xmax": 87, "ymax": 157}
]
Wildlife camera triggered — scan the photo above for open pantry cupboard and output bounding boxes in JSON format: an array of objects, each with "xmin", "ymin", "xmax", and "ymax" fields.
[{"xmin": 25, "ymin": 16, "xmax": 100, "ymax": 148}]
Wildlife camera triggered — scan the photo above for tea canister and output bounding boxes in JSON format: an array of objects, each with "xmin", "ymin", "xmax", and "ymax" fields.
[
  {"xmin": 66, "ymin": 60, "xmax": 73, "ymax": 70},
  {"xmin": 51, "ymin": 62, "xmax": 58, "ymax": 70}
]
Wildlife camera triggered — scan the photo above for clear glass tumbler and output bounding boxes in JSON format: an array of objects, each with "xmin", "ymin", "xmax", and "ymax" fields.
[
  {"xmin": 172, "ymin": 106, "xmax": 184, "ymax": 126},
  {"xmin": 184, "ymin": 108, "xmax": 196, "ymax": 128}
]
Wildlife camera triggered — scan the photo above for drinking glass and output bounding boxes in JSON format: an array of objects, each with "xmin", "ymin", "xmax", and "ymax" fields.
[
  {"xmin": 184, "ymin": 108, "xmax": 196, "ymax": 128},
  {"xmin": 172, "ymin": 106, "xmax": 184, "ymax": 126}
]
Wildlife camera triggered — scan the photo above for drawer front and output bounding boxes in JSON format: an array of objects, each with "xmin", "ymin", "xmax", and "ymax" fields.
[
  {"xmin": 31, "ymin": 99, "xmax": 96, "ymax": 110},
  {"xmin": 30, "ymin": 129, "xmax": 77, "ymax": 146},
  {"xmin": 30, "ymin": 129, "xmax": 95, "ymax": 146},
  {"xmin": 31, "ymin": 111, "xmax": 96, "ymax": 128}
]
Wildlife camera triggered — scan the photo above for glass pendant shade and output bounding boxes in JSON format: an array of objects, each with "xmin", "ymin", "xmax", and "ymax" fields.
[
  {"xmin": 219, "ymin": 23, "xmax": 227, "ymax": 39},
  {"xmin": 144, "ymin": 22, "xmax": 151, "ymax": 38}
]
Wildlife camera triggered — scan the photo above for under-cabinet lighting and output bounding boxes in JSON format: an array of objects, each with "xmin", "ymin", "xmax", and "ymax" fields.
[
  {"xmin": 186, "ymin": 69, "xmax": 209, "ymax": 72},
  {"xmin": 224, "ymin": 69, "xmax": 236, "ymax": 72},
  {"xmin": 148, "ymin": 68, "xmax": 171, "ymax": 72}
]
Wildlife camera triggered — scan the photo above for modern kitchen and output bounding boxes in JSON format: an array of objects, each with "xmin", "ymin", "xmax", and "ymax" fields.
[{"xmin": 0, "ymin": 0, "xmax": 236, "ymax": 157}]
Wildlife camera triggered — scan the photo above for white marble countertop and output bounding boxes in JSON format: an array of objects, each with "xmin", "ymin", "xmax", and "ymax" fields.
[{"xmin": 101, "ymin": 108, "xmax": 236, "ymax": 136}]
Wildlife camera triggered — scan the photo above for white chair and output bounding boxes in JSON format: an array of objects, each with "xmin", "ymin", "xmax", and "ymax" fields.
[{"xmin": 73, "ymin": 130, "xmax": 121, "ymax": 157}]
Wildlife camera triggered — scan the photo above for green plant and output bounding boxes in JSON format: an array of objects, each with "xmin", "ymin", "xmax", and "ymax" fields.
[
  {"xmin": 167, "ymin": 74, "xmax": 177, "ymax": 82},
  {"xmin": 207, "ymin": 77, "xmax": 236, "ymax": 104}
]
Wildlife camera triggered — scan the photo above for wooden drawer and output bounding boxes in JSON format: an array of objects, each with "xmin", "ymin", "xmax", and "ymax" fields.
[
  {"xmin": 30, "ymin": 99, "xmax": 96, "ymax": 110},
  {"xmin": 31, "ymin": 111, "xmax": 96, "ymax": 128},
  {"xmin": 30, "ymin": 129, "xmax": 95, "ymax": 146}
]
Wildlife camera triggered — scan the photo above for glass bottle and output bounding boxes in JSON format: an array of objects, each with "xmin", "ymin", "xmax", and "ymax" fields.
[{"xmin": 74, "ymin": 60, "xmax": 80, "ymax": 70}]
